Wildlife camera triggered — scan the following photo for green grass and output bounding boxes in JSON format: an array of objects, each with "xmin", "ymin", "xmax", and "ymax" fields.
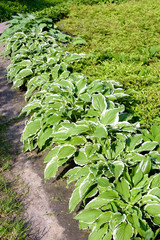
[
  {"xmin": 0, "ymin": 0, "xmax": 56, "ymax": 22},
  {"xmin": 0, "ymin": 118, "xmax": 27, "ymax": 240},
  {"xmin": 57, "ymin": 0, "xmax": 160, "ymax": 129},
  {"xmin": 0, "ymin": 0, "xmax": 126, "ymax": 23}
]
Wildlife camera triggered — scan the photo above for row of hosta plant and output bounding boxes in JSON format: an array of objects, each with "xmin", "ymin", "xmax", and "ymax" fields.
[{"xmin": 1, "ymin": 14, "xmax": 160, "ymax": 240}]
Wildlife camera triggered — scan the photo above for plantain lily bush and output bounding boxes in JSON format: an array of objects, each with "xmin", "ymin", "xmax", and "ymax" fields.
[{"xmin": 0, "ymin": 14, "xmax": 160, "ymax": 240}]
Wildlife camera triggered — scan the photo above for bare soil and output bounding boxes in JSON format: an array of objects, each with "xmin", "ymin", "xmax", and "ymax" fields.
[{"xmin": 0, "ymin": 44, "xmax": 89, "ymax": 240}]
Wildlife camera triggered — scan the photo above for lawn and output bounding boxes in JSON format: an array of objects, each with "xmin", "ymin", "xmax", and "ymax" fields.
[
  {"xmin": 0, "ymin": 119, "xmax": 27, "ymax": 239},
  {"xmin": 57, "ymin": 0, "xmax": 160, "ymax": 129}
]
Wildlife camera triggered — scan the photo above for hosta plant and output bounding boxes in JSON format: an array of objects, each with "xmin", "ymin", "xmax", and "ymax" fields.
[{"xmin": 0, "ymin": 14, "xmax": 160, "ymax": 240}]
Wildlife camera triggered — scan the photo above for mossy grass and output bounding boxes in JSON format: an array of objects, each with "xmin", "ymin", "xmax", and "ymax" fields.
[
  {"xmin": 57, "ymin": 0, "xmax": 160, "ymax": 129},
  {"xmin": 0, "ymin": 117, "xmax": 27, "ymax": 239}
]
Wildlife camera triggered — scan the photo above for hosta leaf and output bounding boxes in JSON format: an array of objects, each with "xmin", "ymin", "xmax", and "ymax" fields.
[
  {"xmin": 53, "ymin": 130, "xmax": 69, "ymax": 140},
  {"xmin": 126, "ymin": 134, "xmax": 143, "ymax": 152},
  {"xmin": 140, "ymin": 194, "xmax": 160, "ymax": 204},
  {"xmin": 116, "ymin": 178, "xmax": 130, "ymax": 202},
  {"xmin": 75, "ymin": 209, "xmax": 102, "ymax": 224},
  {"xmin": 132, "ymin": 170, "xmax": 143, "ymax": 186},
  {"xmin": 152, "ymin": 215, "xmax": 160, "ymax": 225},
  {"xmin": 144, "ymin": 204, "xmax": 160, "ymax": 216},
  {"xmin": 79, "ymin": 175, "xmax": 94, "ymax": 198},
  {"xmin": 21, "ymin": 101, "xmax": 41, "ymax": 115},
  {"xmin": 100, "ymin": 109, "xmax": 119, "ymax": 125},
  {"xmin": 16, "ymin": 68, "xmax": 33, "ymax": 78},
  {"xmin": 97, "ymin": 177, "xmax": 110, "ymax": 187},
  {"xmin": 22, "ymin": 119, "xmax": 41, "ymax": 140},
  {"xmin": 151, "ymin": 174, "xmax": 160, "ymax": 188},
  {"xmin": 76, "ymin": 77, "xmax": 86, "ymax": 95},
  {"xmin": 99, "ymin": 189, "xmax": 119, "ymax": 200},
  {"xmin": 69, "ymin": 187, "xmax": 81, "ymax": 212},
  {"xmin": 46, "ymin": 114, "xmax": 61, "ymax": 125},
  {"xmin": 67, "ymin": 125, "xmax": 89, "ymax": 136},
  {"xmin": 85, "ymin": 197, "xmax": 109, "ymax": 209},
  {"xmin": 89, "ymin": 223, "xmax": 108, "ymax": 240},
  {"xmin": 136, "ymin": 157, "xmax": 151, "ymax": 175},
  {"xmin": 74, "ymin": 150, "xmax": 88, "ymax": 165},
  {"xmin": 137, "ymin": 141, "xmax": 158, "ymax": 152},
  {"xmin": 68, "ymin": 136, "xmax": 86, "ymax": 145},
  {"xmin": 58, "ymin": 145, "xmax": 76, "ymax": 159},
  {"xmin": 44, "ymin": 146, "xmax": 60, "ymax": 163},
  {"xmin": 148, "ymin": 187, "xmax": 160, "ymax": 198},
  {"xmin": 110, "ymin": 213, "xmax": 126, "ymax": 231},
  {"xmin": 85, "ymin": 143, "xmax": 99, "ymax": 157},
  {"xmin": 13, "ymin": 78, "xmax": 24, "ymax": 88},
  {"xmin": 113, "ymin": 222, "xmax": 133, "ymax": 240},
  {"xmin": 108, "ymin": 161, "xmax": 124, "ymax": 180},
  {"xmin": 51, "ymin": 64, "xmax": 60, "ymax": 79},
  {"xmin": 93, "ymin": 124, "xmax": 108, "ymax": 138},
  {"xmin": 38, "ymin": 128, "xmax": 53, "ymax": 149},
  {"xmin": 103, "ymin": 231, "xmax": 112, "ymax": 240},
  {"xmin": 151, "ymin": 124, "xmax": 160, "ymax": 140},
  {"xmin": 95, "ymin": 212, "xmax": 113, "ymax": 229},
  {"xmin": 79, "ymin": 93, "xmax": 91, "ymax": 102},
  {"xmin": 92, "ymin": 93, "xmax": 107, "ymax": 113},
  {"xmin": 44, "ymin": 157, "xmax": 58, "ymax": 180}
]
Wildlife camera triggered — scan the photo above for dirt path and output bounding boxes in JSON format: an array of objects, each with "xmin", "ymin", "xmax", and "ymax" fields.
[{"xmin": 0, "ymin": 45, "xmax": 89, "ymax": 240}]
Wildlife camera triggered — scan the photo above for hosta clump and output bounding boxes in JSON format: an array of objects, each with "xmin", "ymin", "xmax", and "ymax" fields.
[{"xmin": 1, "ymin": 14, "xmax": 160, "ymax": 240}]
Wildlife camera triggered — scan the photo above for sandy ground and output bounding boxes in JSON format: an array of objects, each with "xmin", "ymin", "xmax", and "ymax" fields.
[{"xmin": 0, "ymin": 43, "xmax": 89, "ymax": 240}]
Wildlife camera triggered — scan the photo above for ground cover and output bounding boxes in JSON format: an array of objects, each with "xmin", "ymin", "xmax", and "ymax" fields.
[
  {"xmin": 0, "ymin": 117, "xmax": 27, "ymax": 239},
  {"xmin": 1, "ymin": 13, "xmax": 160, "ymax": 240},
  {"xmin": 0, "ymin": 0, "xmax": 127, "ymax": 23},
  {"xmin": 57, "ymin": 0, "xmax": 160, "ymax": 129}
]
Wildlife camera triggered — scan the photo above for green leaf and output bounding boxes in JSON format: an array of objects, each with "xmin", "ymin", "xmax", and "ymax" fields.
[
  {"xmin": 148, "ymin": 187, "xmax": 160, "ymax": 198},
  {"xmin": 68, "ymin": 136, "xmax": 86, "ymax": 145},
  {"xmin": 38, "ymin": 128, "xmax": 53, "ymax": 149},
  {"xmin": 103, "ymin": 231, "xmax": 112, "ymax": 240},
  {"xmin": 126, "ymin": 134, "xmax": 143, "ymax": 152},
  {"xmin": 136, "ymin": 157, "xmax": 151, "ymax": 175},
  {"xmin": 75, "ymin": 209, "xmax": 102, "ymax": 224},
  {"xmin": 85, "ymin": 197, "xmax": 109, "ymax": 209},
  {"xmin": 137, "ymin": 141, "xmax": 158, "ymax": 152},
  {"xmin": 51, "ymin": 64, "xmax": 60, "ymax": 79},
  {"xmin": 16, "ymin": 68, "xmax": 33, "ymax": 78},
  {"xmin": 152, "ymin": 215, "xmax": 160, "ymax": 225},
  {"xmin": 69, "ymin": 187, "xmax": 81, "ymax": 212},
  {"xmin": 79, "ymin": 176, "xmax": 94, "ymax": 198},
  {"xmin": 76, "ymin": 77, "xmax": 86, "ymax": 95},
  {"xmin": 95, "ymin": 212, "xmax": 113, "ymax": 230},
  {"xmin": 22, "ymin": 119, "xmax": 41, "ymax": 140},
  {"xmin": 72, "ymin": 38, "xmax": 87, "ymax": 46},
  {"xmin": 44, "ymin": 146, "xmax": 60, "ymax": 163},
  {"xmin": 85, "ymin": 143, "xmax": 99, "ymax": 157},
  {"xmin": 151, "ymin": 174, "xmax": 160, "ymax": 188},
  {"xmin": 144, "ymin": 204, "xmax": 160, "ymax": 216},
  {"xmin": 44, "ymin": 157, "xmax": 58, "ymax": 180},
  {"xmin": 100, "ymin": 109, "xmax": 119, "ymax": 125},
  {"xmin": 74, "ymin": 150, "xmax": 88, "ymax": 165},
  {"xmin": 113, "ymin": 222, "xmax": 133, "ymax": 240},
  {"xmin": 89, "ymin": 223, "xmax": 108, "ymax": 240},
  {"xmin": 108, "ymin": 161, "xmax": 124, "ymax": 180},
  {"xmin": 132, "ymin": 170, "xmax": 143, "ymax": 186},
  {"xmin": 93, "ymin": 124, "xmax": 108, "ymax": 138},
  {"xmin": 21, "ymin": 101, "xmax": 41, "ymax": 115},
  {"xmin": 58, "ymin": 145, "xmax": 76, "ymax": 159},
  {"xmin": 99, "ymin": 189, "xmax": 119, "ymax": 200},
  {"xmin": 92, "ymin": 93, "xmax": 107, "ymax": 113},
  {"xmin": 110, "ymin": 213, "xmax": 126, "ymax": 231},
  {"xmin": 116, "ymin": 178, "xmax": 130, "ymax": 202},
  {"xmin": 67, "ymin": 125, "xmax": 89, "ymax": 136},
  {"xmin": 151, "ymin": 124, "xmax": 160, "ymax": 140},
  {"xmin": 97, "ymin": 177, "xmax": 110, "ymax": 187}
]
